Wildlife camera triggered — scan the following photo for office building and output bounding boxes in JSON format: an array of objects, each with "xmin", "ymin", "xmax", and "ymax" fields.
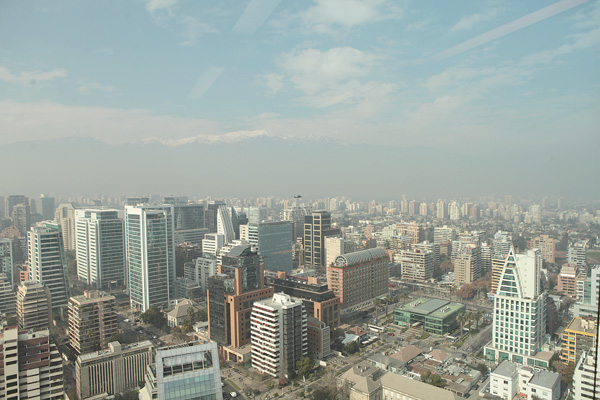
[
  {"xmin": 412, "ymin": 241, "xmax": 440, "ymax": 267},
  {"xmin": 282, "ymin": 206, "xmax": 309, "ymax": 241},
  {"xmin": 207, "ymin": 244, "xmax": 274, "ymax": 351},
  {"xmin": 54, "ymin": 203, "xmax": 77, "ymax": 251},
  {"xmin": 76, "ymin": 340, "xmax": 153, "ymax": 400},
  {"xmin": 173, "ymin": 203, "xmax": 204, "ymax": 229},
  {"xmin": 560, "ymin": 317, "xmax": 596, "ymax": 365},
  {"xmin": 574, "ymin": 265, "xmax": 600, "ymax": 318},
  {"xmin": 217, "ymin": 205, "xmax": 235, "ymax": 243},
  {"xmin": 304, "ymin": 210, "xmax": 339, "ymax": 268},
  {"xmin": 489, "ymin": 360, "xmax": 560, "ymax": 400},
  {"xmin": 247, "ymin": 206, "xmax": 268, "ymax": 225},
  {"xmin": 568, "ymin": 241, "xmax": 588, "ymax": 267},
  {"xmin": 11, "ymin": 203, "xmax": 31, "ymax": 235},
  {"xmin": 15, "ymin": 281, "xmax": 52, "ymax": 330},
  {"xmin": 125, "ymin": 205, "xmax": 175, "ymax": 312},
  {"xmin": 139, "ymin": 340, "xmax": 223, "ymax": 400},
  {"xmin": 395, "ymin": 249, "xmax": 434, "ymax": 283},
  {"xmin": 528, "ymin": 235, "xmax": 556, "ymax": 264},
  {"xmin": 32, "ymin": 195, "xmax": 55, "ymax": 220},
  {"xmin": 68, "ymin": 290, "xmax": 118, "ymax": 356},
  {"xmin": 252, "ymin": 221, "xmax": 293, "ymax": 273},
  {"xmin": 4, "ymin": 195, "xmax": 28, "ymax": 220},
  {"xmin": 187, "ymin": 254, "xmax": 218, "ymax": 295},
  {"xmin": 0, "ymin": 238, "xmax": 13, "ymax": 288},
  {"xmin": 327, "ymin": 248, "xmax": 389, "ymax": 313},
  {"xmin": 270, "ymin": 272, "xmax": 341, "ymax": 330},
  {"xmin": 393, "ymin": 297, "xmax": 465, "ymax": 335},
  {"xmin": 205, "ymin": 200, "xmax": 226, "ymax": 233},
  {"xmin": 0, "ymin": 273, "xmax": 15, "ymax": 316},
  {"xmin": 454, "ymin": 244, "xmax": 481, "ymax": 285},
  {"xmin": 28, "ymin": 222, "xmax": 70, "ymax": 310},
  {"xmin": 0, "ymin": 327, "xmax": 64, "ymax": 400},
  {"xmin": 490, "ymin": 258, "xmax": 506, "ymax": 296},
  {"xmin": 251, "ymin": 293, "xmax": 308, "ymax": 378},
  {"xmin": 202, "ymin": 233, "xmax": 225, "ymax": 257},
  {"xmin": 484, "ymin": 248, "xmax": 548, "ymax": 366},
  {"xmin": 76, "ymin": 209, "xmax": 125, "ymax": 289},
  {"xmin": 324, "ymin": 236, "xmax": 357, "ymax": 269}
]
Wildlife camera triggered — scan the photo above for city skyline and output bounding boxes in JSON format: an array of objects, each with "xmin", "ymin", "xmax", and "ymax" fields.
[{"xmin": 0, "ymin": 0, "xmax": 598, "ymax": 199}]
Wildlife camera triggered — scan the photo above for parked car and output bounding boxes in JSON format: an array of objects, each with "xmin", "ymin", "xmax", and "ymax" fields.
[
  {"xmin": 387, "ymin": 333, "xmax": 394, "ymax": 336},
  {"xmin": 230, "ymin": 392, "xmax": 238, "ymax": 398}
]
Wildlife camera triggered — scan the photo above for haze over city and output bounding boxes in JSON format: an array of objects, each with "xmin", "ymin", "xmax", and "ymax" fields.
[{"xmin": 1, "ymin": 0, "xmax": 599, "ymax": 198}]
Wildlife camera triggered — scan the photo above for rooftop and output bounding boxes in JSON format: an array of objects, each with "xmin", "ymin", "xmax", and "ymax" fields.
[
  {"xmin": 381, "ymin": 372, "xmax": 462, "ymax": 400},
  {"xmin": 492, "ymin": 360, "xmax": 518, "ymax": 378},
  {"xmin": 565, "ymin": 317, "xmax": 597, "ymax": 335},
  {"xmin": 334, "ymin": 247, "xmax": 387, "ymax": 267}
]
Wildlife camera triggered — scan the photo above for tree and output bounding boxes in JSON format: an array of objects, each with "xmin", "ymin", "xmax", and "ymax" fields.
[
  {"xmin": 296, "ymin": 355, "xmax": 313, "ymax": 378},
  {"xmin": 344, "ymin": 341, "xmax": 359, "ymax": 355},
  {"xmin": 140, "ymin": 306, "xmax": 167, "ymax": 330},
  {"xmin": 475, "ymin": 363, "xmax": 488, "ymax": 377},
  {"xmin": 197, "ymin": 308, "xmax": 208, "ymax": 322}
]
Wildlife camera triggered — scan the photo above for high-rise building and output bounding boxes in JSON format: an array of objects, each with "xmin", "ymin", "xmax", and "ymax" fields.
[
  {"xmin": 328, "ymin": 248, "xmax": 389, "ymax": 314},
  {"xmin": 204, "ymin": 200, "xmax": 226, "ymax": 233},
  {"xmin": 125, "ymin": 205, "xmax": 175, "ymax": 312},
  {"xmin": 282, "ymin": 206, "xmax": 309, "ymax": 241},
  {"xmin": 68, "ymin": 290, "xmax": 118, "ymax": 355},
  {"xmin": 528, "ymin": 235, "xmax": 556, "ymax": 264},
  {"xmin": 171, "ymin": 203, "xmax": 205, "ymax": 244},
  {"xmin": 574, "ymin": 265, "xmax": 600, "ymax": 318},
  {"xmin": 247, "ymin": 206, "xmax": 268, "ymax": 225},
  {"xmin": 251, "ymin": 293, "xmax": 308, "ymax": 378},
  {"xmin": 307, "ymin": 316, "xmax": 331, "ymax": 360},
  {"xmin": 27, "ymin": 222, "xmax": 70, "ymax": 310},
  {"xmin": 0, "ymin": 327, "xmax": 64, "ymax": 400},
  {"xmin": 32, "ymin": 195, "xmax": 56, "ymax": 220},
  {"xmin": 188, "ymin": 254, "xmax": 218, "ymax": 294},
  {"xmin": 54, "ymin": 203, "xmax": 77, "ymax": 251},
  {"xmin": 0, "ymin": 238, "xmax": 14, "ymax": 288},
  {"xmin": 557, "ymin": 263, "xmax": 580, "ymax": 298},
  {"xmin": 251, "ymin": 221, "xmax": 293, "ymax": 273},
  {"xmin": 76, "ymin": 340, "xmax": 153, "ymax": 400},
  {"xmin": 572, "ymin": 322, "xmax": 599, "ymax": 400},
  {"xmin": 449, "ymin": 201, "xmax": 461, "ymax": 220},
  {"xmin": 15, "ymin": 281, "xmax": 52, "ymax": 331},
  {"xmin": 324, "ymin": 236, "xmax": 357, "ymax": 269},
  {"xmin": 217, "ymin": 205, "xmax": 236, "ymax": 243},
  {"xmin": 396, "ymin": 222, "xmax": 422, "ymax": 244},
  {"xmin": 484, "ymin": 248, "xmax": 548, "ymax": 366},
  {"xmin": 75, "ymin": 209, "xmax": 125, "ymax": 289},
  {"xmin": 492, "ymin": 231, "xmax": 513, "ymax": 260},
  {"xmin": 0, "ymin": 273, "xmax": 15, "ymax": 316},
  {"xmin": 304, "ymin": 211, "xmax": 340, "ymax": 268},
  {"xmin": 4, "ymin": 195, "xmax": 28, "ymax": 221},
  {"xmin": 207, "ymin": 244, "xmax": 274, "ymax": 350},
  {"xmin": 433, "ymin": 226, "xmax": 456, "ymax": 244},
  {"xmin": 412, "ymin": 241, "xmax": 440, "ymax": 267},
  {"xmin": 436, "ymin": 200, "xmax": 447, "ymax": 219},
  {"xmin": 490, "ymin": 258, "xmax": 506, "ymax": 296},
  {"xmin": 568, "ymin": 240, "xmax": 588, "ymax": 267},
  {"xmin": 202, "ymin": 233, "xmax": 225, "ymax": 256},
  {"xmin": 560, "ymin": 317, "xmax": 596, "ymax": 365},
  {"xmin": 454, "ymin": 244, "xmax": 481, "ymax": 285},
  {"xmin": 270, "ymin": 272, "xmax": 341, "ymax": 330},
  {"xmin": 11, "ymin": 203, "xmax": 31, "ymax": 235},
  {"xmin": 139, "ymin": 340, "xmax": 223, "ymax": 400},
  {"xmin": 395, "ymin": 249, "xmax": 434, "ymax": 283}
]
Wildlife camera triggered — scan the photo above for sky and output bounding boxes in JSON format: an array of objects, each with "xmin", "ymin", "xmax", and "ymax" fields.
[{"xmin": 0, "ymin": 0, "xmax": 599, "ymax": 199}]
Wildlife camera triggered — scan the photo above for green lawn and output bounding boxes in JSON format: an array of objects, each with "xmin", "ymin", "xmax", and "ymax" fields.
[{"xmin": 588, "ymin": 250, "xmax": 600, "ymax": 263}]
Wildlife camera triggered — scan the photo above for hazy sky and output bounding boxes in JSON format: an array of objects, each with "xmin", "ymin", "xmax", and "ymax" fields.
[{"xmin": 1, "ymin": 0, "xmax": 599, "ymax": 198}]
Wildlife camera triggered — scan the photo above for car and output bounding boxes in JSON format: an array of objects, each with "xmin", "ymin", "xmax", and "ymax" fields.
[
  {"xmin": 387, "ymin": 333, "xmax": 394, "ymax": 336},
  {"xmin": 230, "ymin": 392, "xmax": 238, "ymax": 398}
]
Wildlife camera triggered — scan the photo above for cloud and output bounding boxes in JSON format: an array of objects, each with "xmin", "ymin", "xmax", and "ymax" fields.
[
  {"xmin": 77, "ymin": 82, "xmax": 117, "ymax": 94},
  {"xmin": 179, "ymin": 16, "xmax": 217, "ymax": 46},
  {"xmin": 437, "ymin": 0, "xmax": 591, "ymax": 59},
  {"xmin": 0, "ymin": 66, "xmax": 67, "ymax": 86},
  {"xmin": 0, "ymin": 100, "xmax": 221, "ymax": 145},
  {"xmin": 145, "ymin": 0, "xmax": 177, "ymax": 13},
  {"xmin": 264, "ymin": 73, "xmax": 284, "ymax": 94},
  {"xmin": 302, "ymin": 0, "xmax": 400, "ymax": 34},
  {"xmin": 141, "ymin": 130, "xmax": 277, "ymax": 146},
  {"xmin": 451, "ymin": 10, "xmax": 498, "ymax": 32},
  {"xmin": 232, "ymin": 0, "xmax": 281, "ymax": 35}
]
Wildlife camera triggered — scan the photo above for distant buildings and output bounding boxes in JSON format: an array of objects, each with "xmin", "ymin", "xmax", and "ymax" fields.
[
  {"xmin": 327, "ymin": 248, "xmax": 389, "ymax": 313},
  {"xmin": 139, "ymin": 340, "xmax": 222, "ymax": 400},
  {"xmin": 124, "ymin": 204, "xmax": 175, "ymax": 312},
  {"xmin": 0, "ymin": 238, "xmax": 13, "ymax": 288},
  {"xmin": 568, "ymin": 240, "xmax": 588, "ymax": 267},
  {"xmin": 528, "ymin": 235, "xmax": 556, "ymax": 264},
  {"xmin": 54, "ymin": 203, "xmax": 77, "ymax": 251},
  {"xmin": 251, "ymin": 293, "xmax": 307, "ymax": 378},
  {"xmin": 0, "ymin": 327, "xmax": 64, "ymax": 400},
  {"xmin": 76, "ymin": 340, "xmax": 153, "ymax": 400},
  {"xmin": 75, "ymin": 209, "xmax": 125, "ymax": 289},
  {"xmin": 395, "ymin": 249, "xmax": 434, "ymax": 283},
  {"xmin": 453, "ymin": 244, "xmax": 481, "ymax": 285},
  {"xmin": 68, "ymin": 290, "xmax": 118, "ymax": 356},
  {"xmin": 282, "ymin": 206, "xmax": 309, "ymax": 241},
  {"xmin": 27, "ymin": 222, "xmax": 70, "ymax": 310},
  {"xmin": 557, "ymin": 263, "xmax": 580, "ymax": 298}
]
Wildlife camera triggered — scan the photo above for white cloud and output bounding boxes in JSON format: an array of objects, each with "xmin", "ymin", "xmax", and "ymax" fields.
[
  {"xmin": 145, "ymin": 0, "xmax": 177, "ymax": 13},
  {"xmin": 302, "ymin": 0, "xmax": 400, "ymax": 34},
  {"xmin": 451, "ymin": 11, "xmax": 498, "ymax": 32},
  {"xmin": 179, "ymin": 16, "xmax": 217, "ymax": 46},
  {"xmin": 264, "ymin": 73, "xmax": 284, "ymax": 94},
  {"xmin": 77, "ymin": 82, "xmax": 116, "ymax": 94},
  {"xmin": 0, "ymin": 66, "xmax": 67, "ymax": 86}
]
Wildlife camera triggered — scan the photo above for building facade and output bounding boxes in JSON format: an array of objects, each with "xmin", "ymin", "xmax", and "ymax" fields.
[
  {"xmin": 303, "ymin": 210, "xmax": 335, "ymax": 267},
  {"xmin": 395, "ymin": 249, "xmax": 434, "ymax": 283},
  {"xmin": 251, "ymin": 293, "xmax": 308, "ymax": 378},
  {"xmin": 0, "ymin": 238, "xmax": 14, "ymax": 289},
  {"xmin": 76, "ymin": 209, "xmax": 125, "ymax": 289},
  {"xmin": 68, "ymin": 290, "xmax": 118, "ymax": 355},
  {"xmin": 328, "ymin": 248, "xmax": 389, "ymax": 313},
  {"xmin": 15, "ymin": 281, "xmax": 52, "ymax": 330},
  {"xmin": 76, "ymin": 340, "xmax": 153, "ymax": 399}
]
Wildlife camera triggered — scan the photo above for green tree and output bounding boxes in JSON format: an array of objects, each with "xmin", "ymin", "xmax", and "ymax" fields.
[
  {"xmin": 344, "ymin": 341, "xmax": 359, "ymax": 355},
  {"xmin": 197, "ymin": 308, "xmax": 208, "ymax": 322},
  {"xmin": 140, "ymin": 306, "xmax": 167, "ymax": 330},
  {"xmin": 296, "ymin": 355, "xmax": 313, "ymax": 378}
]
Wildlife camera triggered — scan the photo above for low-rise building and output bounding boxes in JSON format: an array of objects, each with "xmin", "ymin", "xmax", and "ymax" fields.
[
  {"xmin": 381, "ymin": 371, "xmax": 461, "ymax": 400},
  {"xmin": 490, "ymin": 360, "xmax": 560, "ymax": 400},
  {"xmin": 76, "ymin": 340, "xmax": 153, "ymax": 399},
  {"xmin": 307, "ymin": 316, "xmax": 330, "ymax": 360},
  {"xmin": 393, "ymin": 297, "xmax": 465, "ymax": 335},
  {"xmin": 166, "ymin": 299, "xmax": 197, "ymax": 328}
]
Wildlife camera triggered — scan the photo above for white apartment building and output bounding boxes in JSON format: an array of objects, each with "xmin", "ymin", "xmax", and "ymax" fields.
[
  {"xmin": 485, "ymin": 248, "xmax": 548, "ymax": 367},
  {"xmin": 251, "ymin": 293, "xmax": 308, "ymax": 378},
  {"xmin": 490, "ymin": 360, "xmax": 560, "ymax": 400},
  {"xmin": 202, "ymin": 233, "xmax": 225, "ymax": 257}
]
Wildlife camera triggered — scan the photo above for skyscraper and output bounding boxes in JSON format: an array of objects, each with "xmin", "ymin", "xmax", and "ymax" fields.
[
  {"xmin": 16, "ymin": 281, "xmax": 52, "ymax": 330},
  {"xmin": 484, "ymin": 248, "xmax": 548, "ymax": 366},
  {"xmin": 217, "ymin": 205, "xmax": 235, "ymax": 243},
  {"xmin": 54, "ymin": 203, "xmax": 77, "ymax": 251},
  {"xmin": 32, "ymin": 194, "xmax": 56, "ymax": 220},
  {"xmin": 248, "ymin": 221, "xmax": 293, "ymax": 273},
  {"xmin": 11, "ymin": 203, "xmax": 31, "ymax": 235},
  {"xmin": 205, "ymin": 200, "xmax": 226, "ymax": 233},
  {"xmin": 282, "ymin": 206, "xmax": 309, "ymax": 241},
  {"xmin": 28, "ymin": 222, "xmax": 70, "ymax": 310},
  {"xmin": 303, "ymin": 211, "xmax": 339, "ymax": 268},
  {"xmin": 0, "ymin": 238, "xmax": 14, "ymax": 288},
  {"xmin": 125, "ymin": 204, "xmax": 175, "ymax": 312},
  {"xmin": 4, "ymin": 195, "xmax": 28, "ymax": 220},
  {"xmin": 251, "ymin": 293, "xmax": 308, "ymax": 378},
  {"xmin": 75, "ymin": 209, "xmax": 125, "ymax": 289}
]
